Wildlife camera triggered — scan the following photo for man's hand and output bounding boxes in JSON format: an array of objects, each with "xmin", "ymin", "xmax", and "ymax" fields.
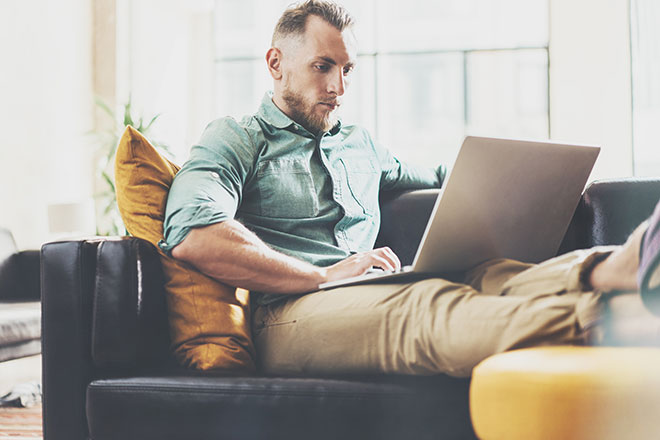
[
  {"xmin": 321, "ymin": 247, "xmax": 401, "ymax": 285},
  {"xmin": 172, "ymin": 220, "xmax": 402, "ymax": 294}
]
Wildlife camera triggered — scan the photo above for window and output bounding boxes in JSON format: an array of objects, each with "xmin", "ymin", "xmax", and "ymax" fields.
[
  {"xmin": 213, "ymin": 0, "xmax": 549, "ymax": 167},
  {"xmin": 631, "ymin": 0, "xmax": 660, "ymax": 176}
]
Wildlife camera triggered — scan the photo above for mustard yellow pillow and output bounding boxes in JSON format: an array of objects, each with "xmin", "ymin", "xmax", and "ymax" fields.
[{"xmin": 115, "ymin": 125, "xmax": 256, "ymax": 371}]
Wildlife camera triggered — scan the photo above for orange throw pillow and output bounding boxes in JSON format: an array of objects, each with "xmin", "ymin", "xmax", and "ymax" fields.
[{"xmin": 115, "ymin": 125, "xmax": 255, "ymax": 371}]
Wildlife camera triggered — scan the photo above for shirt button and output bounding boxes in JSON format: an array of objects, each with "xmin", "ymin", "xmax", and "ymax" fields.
[{"xmin": 210, "ymin": 171, "xmax": 219, "ymax": 179}]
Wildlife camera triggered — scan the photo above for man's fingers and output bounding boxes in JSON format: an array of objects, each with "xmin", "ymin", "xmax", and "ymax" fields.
[
  {"xmin": 372, "ymin": 247, "xmax": 401, "ymax": 270},
  {"xmin": 324, "ymin": 247, "xmax": 403, "ymax": 284},
  {"xmin": 366, "ymin": 255, "xmax": 394, "ymax": 272},
  {"xmin": 355, "ymin": 247, "xmax": 401, "ymax": 272}
]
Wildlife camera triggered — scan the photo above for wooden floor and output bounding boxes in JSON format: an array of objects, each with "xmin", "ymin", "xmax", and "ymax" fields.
[
  {"xmin": 0, "ymin": 355, "xmax": 43, "ymax": 439},
  {"xmin": 0, "ymin": 404, "xmax": 42, "ymax": 439}
]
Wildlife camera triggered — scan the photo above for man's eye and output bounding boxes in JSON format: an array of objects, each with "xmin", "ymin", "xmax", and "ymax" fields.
[
  {"xmin": 343, "ymin": 66, "xmax": 354, "ymax": 75},
  {"xmin": 315, "ymin": 64, "xmax": 329, "ymax": 72}
]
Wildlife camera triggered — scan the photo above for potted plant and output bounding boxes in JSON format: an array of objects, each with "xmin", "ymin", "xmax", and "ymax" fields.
[{"xmin": 92, "ymin": 97, "xmax": 171, "ymax": 235}]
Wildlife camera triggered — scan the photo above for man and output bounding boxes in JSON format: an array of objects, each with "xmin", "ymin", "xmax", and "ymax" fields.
[{"xmin": 161, "ymin": 0, "xmax": 660, "ymax": 377}]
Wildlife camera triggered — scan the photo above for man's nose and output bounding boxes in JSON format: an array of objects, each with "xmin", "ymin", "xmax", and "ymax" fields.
[{"xmin": 328, "ymin": 69, "xmax": 345, "ymax": 96}]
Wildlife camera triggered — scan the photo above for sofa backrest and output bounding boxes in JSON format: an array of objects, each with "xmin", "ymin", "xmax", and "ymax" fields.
[
  {"xmin": 558, "ymin": 178, "xmax": 660, "ymax": 253},
  {"xmin": 377, "ymin": 189, "xmax": 438, "ymax": 266},
  {"xmin": 378, "ymin": 178, "xmax": 660, "ymax": 266}
]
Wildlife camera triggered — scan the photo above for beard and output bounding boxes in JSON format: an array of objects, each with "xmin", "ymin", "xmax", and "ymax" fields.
[{"xmin": 281, "ymin": 86, "xmax": 339, "ymax": 135}]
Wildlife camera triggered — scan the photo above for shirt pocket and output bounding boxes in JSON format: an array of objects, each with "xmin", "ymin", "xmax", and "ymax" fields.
[
  {"xmin": 256, "ymin": 158, "xmax": 320, "ymax": 219},
  {"xmin": 339, "ymin": 157, "xmax": 380, "ymax": 216}
]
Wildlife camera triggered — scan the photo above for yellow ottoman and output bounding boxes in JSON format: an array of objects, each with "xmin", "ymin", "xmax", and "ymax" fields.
[{"xmin": 470, "ymin": 347, "xmax": 660, "ymax": 440}]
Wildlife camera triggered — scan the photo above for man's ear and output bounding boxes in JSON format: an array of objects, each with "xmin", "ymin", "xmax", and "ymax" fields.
[{"xmin": 266, "ymin": 47, "xmax": 283, "ymax": 80}]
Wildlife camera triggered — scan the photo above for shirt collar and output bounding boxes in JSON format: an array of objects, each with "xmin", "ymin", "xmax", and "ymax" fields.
[
  {"xmin": 326, "ymin": 120, "xmax": 342, "ymax": 136},
  {"xmin": 257, "ymin": 92, "xmax": 296, "ymax": 129},
  {"xmin": 257, "ymin": 92, "xmax": 343, "ymax": 136}
]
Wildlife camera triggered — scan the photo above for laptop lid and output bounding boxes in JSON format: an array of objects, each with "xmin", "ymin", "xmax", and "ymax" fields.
[{"xmin": 411, "ymin": 136, "xmax": 600, "ymax": 273}]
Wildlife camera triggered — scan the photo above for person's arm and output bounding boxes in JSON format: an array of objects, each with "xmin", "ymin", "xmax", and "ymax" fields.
[
  {"xmin": 163, "ymin": 119, "xmax": 399, "ymax": 293},
  {"xmin": 171, "ymin": 219, "xmax": 400, "ymax": 294},
  {"xmin": 370, "ymin": 132, "xmax": 446, "ymax": 191}
]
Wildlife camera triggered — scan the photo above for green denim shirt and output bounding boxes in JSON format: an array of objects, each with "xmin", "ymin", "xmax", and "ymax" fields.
[{"xmin": 160, "ymin": 93, "xmax": 445, "ymax": 302}]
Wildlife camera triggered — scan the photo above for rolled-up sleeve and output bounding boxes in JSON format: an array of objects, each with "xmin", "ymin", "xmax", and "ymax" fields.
[
  {"xmin": 372, "ymin": 134, "xmax": 446, "ymax": 191},
  {"xmin": 159, "ymin": 117, "xmax": 256, "ymax": 254}
]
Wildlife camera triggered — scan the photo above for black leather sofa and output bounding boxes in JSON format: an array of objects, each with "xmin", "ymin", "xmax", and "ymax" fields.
[
  {"xmin": 41, "ymin": 178, "xmax": 660, "ymax": 440},
  {"xmin": 0, "ymin": 227, "xmax": 40, "ymax": 363}
]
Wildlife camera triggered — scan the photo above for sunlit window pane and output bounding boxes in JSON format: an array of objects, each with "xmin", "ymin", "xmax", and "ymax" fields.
[
  {"xmin": 377, "ymin": 53, "xmax": 465, "ymax": 166},
  {"xmin": 212, "ymin": 0, "xmax": 550, "ymax": 169},
  {"xmin": 334, "ymin": 0, "xmax": 377, "ymax": 53},
  {"xmin": 376, "ymin": 0, "xmax": 548, "ymax": 52},
  {"xmin": 214, "ymin": 0, "xmax": 291, "ymax": 59},
  {"xmin": 214, "ymin": 59, "xmax": 270, "ymax": 118},
  {"xmin": 339, "ymin": 55, "xmax": 377, "ymax": 135},
  {"xmin": 467, "ymin": 49, "xmax": 548, "ymax": 139},
  {"xmin": 214, "ymin": 0, "xmax": 377, "ymax": 58},
  {"xmin": 631, "ymin": 0, "xmax": 660, "ymax": 176}
]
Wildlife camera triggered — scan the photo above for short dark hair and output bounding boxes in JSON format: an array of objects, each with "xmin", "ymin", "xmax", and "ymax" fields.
[{"xmin": 272, "ymin": 0, "xmax": 354, "ymax": 45}]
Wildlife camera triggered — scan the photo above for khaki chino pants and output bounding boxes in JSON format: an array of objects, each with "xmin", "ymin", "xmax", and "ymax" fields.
[{"xmin": 253, "ymin": 248, "xmax": 613, "ymax": 377}]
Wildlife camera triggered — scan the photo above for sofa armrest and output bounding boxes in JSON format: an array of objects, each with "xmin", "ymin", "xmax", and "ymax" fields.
[
  {"xmin": 0, "ymin": 249, "xmax": 40, "ymax": 302},
  {"xmin": 376, "ymin": 189, "xmax": 439, "ymax": 266},
  {"xmin": 581, "ymin": 178, "xmax": 660, "ymax": 246},
  {"xmin": 41, "ymin": 236, "xmax": 171, "ymax": 440},
  {"xmin": 559, "ymin": 178, "xmax": 660, "ymax": 254},
  {"xmin": 41, "ymin": 239, "xmax": 103, "ymax": 440}
]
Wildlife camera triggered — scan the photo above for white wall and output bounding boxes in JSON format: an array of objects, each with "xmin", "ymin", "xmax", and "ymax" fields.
[
  {"xmin": 0, "ymin": 0, "xmax": 94, "ymax": 249},
  {"xmin": 549, "ymin": 0, "xmax": 633, "ymax": 181}
]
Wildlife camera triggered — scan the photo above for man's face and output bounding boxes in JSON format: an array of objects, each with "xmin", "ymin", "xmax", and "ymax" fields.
[{"xmin": 271, "ymin": 15, "xmax": 357, "ymax": 134}]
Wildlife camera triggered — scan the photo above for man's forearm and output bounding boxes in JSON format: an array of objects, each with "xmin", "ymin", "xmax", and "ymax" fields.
[{"xmin": 171, "ymin": 220, "xmax": 327, "ymax": 294}]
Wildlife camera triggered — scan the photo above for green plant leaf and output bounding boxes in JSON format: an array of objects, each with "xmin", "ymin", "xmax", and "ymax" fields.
[
  {"xmin": 95, "ymin": 97, "xmax": 115, "ymax": 119},
  {"xmin": 102, "ymin": 171, "xmax": 115, "ymax": 192},
  {"xmin": 105, "ymin": 141, "xmax": 119, "ymax": 161},
  {"xmin": 90, "ymin": 93, "xmax": 166, "ymax": 236},
  {"xmin": 144, "ymin": 113, "xmax": 161, "ymax": 131},
  {"xmin": 123, "ymin": 96, "xmax": 136, "ymax": 127},
  {"xmin": 157, "ymin": 142, "xmax": 173, "ymax": 155}
]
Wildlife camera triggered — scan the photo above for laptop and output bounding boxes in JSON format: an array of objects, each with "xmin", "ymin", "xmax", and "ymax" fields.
[{"xmin": 318, "ymin": 136, "xmax": 600, "ymax": 290}]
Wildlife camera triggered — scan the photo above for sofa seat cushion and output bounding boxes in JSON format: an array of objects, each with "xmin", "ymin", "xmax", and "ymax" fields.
[
  {"xmin": 0, "ymin": 301, "xmax": 40, "ymax": 345},
  {"xmin": 86, "ymin": 374, "xmax": 474, "ymax": 440},
  {"xmin": 0, "ymin": 301, "xmax": 40, "ymax": 362}
]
